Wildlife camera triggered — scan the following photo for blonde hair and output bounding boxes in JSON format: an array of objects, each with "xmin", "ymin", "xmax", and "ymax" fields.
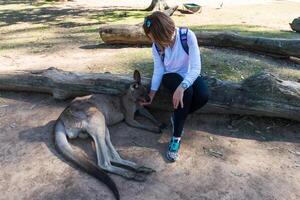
[{"xmin": 143, "ymin": 11, "xmax": 175, "ymax": 50}]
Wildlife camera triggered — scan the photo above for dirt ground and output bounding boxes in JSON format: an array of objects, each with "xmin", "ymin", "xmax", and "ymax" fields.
[
  {"xmin": 0, "ymin": 0, "xmax": 300, "ymax": 200},
  {"xmin": 0, "ymin": 91, "xmax": 300, "ymax": 200}
]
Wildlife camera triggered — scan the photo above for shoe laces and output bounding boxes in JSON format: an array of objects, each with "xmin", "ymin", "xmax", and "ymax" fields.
[{"xmin": 169, "ymin": 138, "xmax": 180, "ymax": 152}]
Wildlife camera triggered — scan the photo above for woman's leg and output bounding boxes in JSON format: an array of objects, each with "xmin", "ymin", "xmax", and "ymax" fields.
[
  {"xmin": 162, "ymin": 73, "xmax": 193, "ymax": 138},
  {"xmin": 189, "ymin": 76, "xmax": 209, "ymax": 114}
]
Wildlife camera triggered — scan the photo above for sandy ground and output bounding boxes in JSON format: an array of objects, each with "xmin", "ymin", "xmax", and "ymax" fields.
[
  {"xmin": 0, "ymin": 91, "xmax": 299, "ymax": 200},
  {"xmin": 0, "ymin": 1, "xmax": 300, "ymax": 200}
]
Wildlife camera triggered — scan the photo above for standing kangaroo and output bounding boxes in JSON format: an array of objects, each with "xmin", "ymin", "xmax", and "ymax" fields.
[{"xmin": 54, "ymin": 70, "xmax": 163, "ymax": 200}]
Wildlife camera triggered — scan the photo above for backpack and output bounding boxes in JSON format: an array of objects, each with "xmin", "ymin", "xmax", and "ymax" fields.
[{"xmin": 154, "ymin": 27, "xmax": 189, "ymax": 62}]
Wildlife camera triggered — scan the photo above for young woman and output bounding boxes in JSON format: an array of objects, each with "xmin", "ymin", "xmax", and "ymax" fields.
[{"xmin": 141, "ymin": 11, "xmax": 209, "ymax": 162}]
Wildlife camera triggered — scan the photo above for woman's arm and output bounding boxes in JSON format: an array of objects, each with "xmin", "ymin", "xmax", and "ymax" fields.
[
  {"xmin": 139, "ymin": 44, "xmax": 164, "ymax": 106},
  {"xmin": 181, "ymin": 30, "xmax": 201, "ymax": 88},
  {"xmin": 150, "ymin": 44, "xmax": 165, "ymax": 92}
]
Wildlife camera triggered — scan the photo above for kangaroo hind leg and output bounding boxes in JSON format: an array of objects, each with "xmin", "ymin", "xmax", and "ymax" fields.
[
  {"xmin": 87, "ymin": 116, "xmax": 147, "ymax": 181},
  {"xmin": 105, "ymin": 127, "xmax": 155, "ymax": 174}
]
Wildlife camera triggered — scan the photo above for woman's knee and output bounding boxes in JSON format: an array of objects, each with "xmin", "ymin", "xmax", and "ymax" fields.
[
  {"xmin": 194, "ymin": 77, "xmax": 209, "ymax": 103},
  {"xmin": 162, "ymin": 73, "xmax": 183, "ymax": 91},
  {"xmin": 189, "ymin": 92, "xmax": 209, "ymax": 114},
  {"xmin": 184, "ymin": 87, "xmax": 193, "ymax": 99}
]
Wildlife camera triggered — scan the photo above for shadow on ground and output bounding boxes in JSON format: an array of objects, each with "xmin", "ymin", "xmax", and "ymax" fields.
[{"xmin": 0, "ymin": 91, "xmax": 299, "ymax": 200}]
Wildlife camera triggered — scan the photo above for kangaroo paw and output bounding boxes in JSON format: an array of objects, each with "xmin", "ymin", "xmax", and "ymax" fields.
[
  {"xmin": 152, "ymin": 126, "xmax": 162, "ymax": 134},
  {"xmin": 132, "ymin": 173, "xmax": 147, "ymax": 182},
  {"xmin": 121, "ymin": 173, "xmax": 146, "ymax": 182},
  {"xmin": 159, "ymin": 122, "xmax": 167, "ymax": 130},
  {"xmin": 122, "ymin": 171, "xmax": 147, "ymax": 182},
  {"xmin": 136, "ymin": 166, "xmax": 156, "ymax": 174}
]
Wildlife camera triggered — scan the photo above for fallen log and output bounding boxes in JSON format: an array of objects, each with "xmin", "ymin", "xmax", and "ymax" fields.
[
  {"xmin": 99, "ymin": 6, "xmax": 177, "ymax": 44},
  {"xmin": 0, "ymin": 68, "xmax": 300, "ymax": 122},
  {"xmin": 99, "ymin": 25, "xmax": 300, "ymax": 59}
]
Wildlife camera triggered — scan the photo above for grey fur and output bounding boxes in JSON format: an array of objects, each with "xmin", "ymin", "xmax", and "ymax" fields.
[{"xmin": 54, "ymin": 70, "xmax": 162, "ymax": 200}]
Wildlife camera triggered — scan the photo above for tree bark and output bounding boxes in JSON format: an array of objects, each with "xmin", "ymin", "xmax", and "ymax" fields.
[
  {"xmin": 290, "ymin": 17, "xmax": 300, "ymax": 33},
  {"xmin": 99, "ymin": 25, "xmax": 300, "ymax": 59},
  {"xmin": 0, "ymin": 68, "xmax": 300, "ymax": 122},
  {"xmin": 99, "ymin": 6, "xmax": 177, "ymax": 44},
  {"xmin": 144, "ymin": 0, "xmax": 169, "ymax": 11}
]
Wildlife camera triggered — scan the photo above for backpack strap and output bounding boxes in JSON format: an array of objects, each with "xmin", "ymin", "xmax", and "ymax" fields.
[
  {"xmin": 154, "ymin": 43, "xmax": 165, "ymax": 62},
  {"xmin": 155, "ymin": 28, "xmax": 189, "ymax": 62},
  {"xmin": 179, "ymin": 27, "xmax": 189, "ymax": 55}
]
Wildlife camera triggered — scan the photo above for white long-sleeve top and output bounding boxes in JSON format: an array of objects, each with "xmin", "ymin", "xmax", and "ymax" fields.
[{"xmin": 150, "ymin": 27, "xmax": 201, "ymax": 91}]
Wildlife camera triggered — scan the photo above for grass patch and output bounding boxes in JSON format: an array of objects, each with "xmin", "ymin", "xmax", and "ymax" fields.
[
  {"xmin": 88, "ymin": 47, "xmax": 153, "ymax": 76},
  {"xmin": 201, "ymin": 48, "xmax": 266, "ymax": 81},
  {"xmin": 0, "ymin": 1, "xmax": 147, "ymax": 53},
  {"xmin": 201, "ymin": 47, "xmax": 300, "ymax": 81},
  {"xmin": 89, "ymin": 10, "xmax": 148, "ymax": 25},
  {"xmin": 272, "ymin": 67, "xmax": 300, "ymax": 80},
  {"xmin": 86, "ymin": 46, "xmax": 300, "ymax": 82}
]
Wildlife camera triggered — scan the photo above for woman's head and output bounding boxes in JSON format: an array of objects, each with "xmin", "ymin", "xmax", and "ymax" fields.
[{"xmin": 143, "ymin": 11, "xmax": 175, "ymax": 48}]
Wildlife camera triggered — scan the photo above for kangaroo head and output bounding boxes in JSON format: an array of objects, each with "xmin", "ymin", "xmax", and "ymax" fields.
[{"xmin": 129, "ymin": 70, "xmax": 151, "ymax": 103}]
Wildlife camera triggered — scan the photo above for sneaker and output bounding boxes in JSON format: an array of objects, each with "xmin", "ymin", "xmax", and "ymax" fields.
[{"xmin": 166, "ymin": 137, "xmax": 181, "ymax": 162}]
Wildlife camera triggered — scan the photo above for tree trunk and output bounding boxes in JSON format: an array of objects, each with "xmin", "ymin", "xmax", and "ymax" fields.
[
  {"xmin": 99, "ymin": 25, "xmax": 300, "ymax": 59},
  {"xmin": 0, "ymin": 68, "xmax": 300, "ymax": 122},
  {"xmin": 144, "ymin": 0, "xmax": 169, "ymax": 11},
  {"xmin": 290, "ymin": 17, "xmax": 300, "ymax": 33}
]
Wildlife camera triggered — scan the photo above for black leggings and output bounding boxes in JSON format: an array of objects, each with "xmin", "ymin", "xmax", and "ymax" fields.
[{"xmin": 162, "ymin": 73, "xmax": 209, "ymax": 137}]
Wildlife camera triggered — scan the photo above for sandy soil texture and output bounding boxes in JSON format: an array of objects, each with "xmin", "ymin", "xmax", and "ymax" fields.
[{"xmin": 0, "ymin": 92, "xmax": 299, "ymax": 200}]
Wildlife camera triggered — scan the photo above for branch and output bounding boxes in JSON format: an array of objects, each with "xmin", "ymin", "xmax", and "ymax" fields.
[{"xmin": 0, "ymin": 68, "xmax": 300, "ymax": 122}]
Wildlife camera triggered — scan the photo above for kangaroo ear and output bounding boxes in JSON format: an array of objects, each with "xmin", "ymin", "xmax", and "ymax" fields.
[{"xmin": 133, "ymin": 70, "xmax": 141, "ymax": 84}]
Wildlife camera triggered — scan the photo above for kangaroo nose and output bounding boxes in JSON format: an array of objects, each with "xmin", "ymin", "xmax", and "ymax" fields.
[{"xmin": 145, "ymin": 95, "xmax": 151, "ymax": 102}]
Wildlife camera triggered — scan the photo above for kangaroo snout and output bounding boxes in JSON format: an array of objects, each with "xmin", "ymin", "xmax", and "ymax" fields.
[
  {"xmin": 144, "ymin": 95, "xmax": 151, "ymax": 103},
  {"xmin": 138, "ymin": 95, "xmax": 151, "ymax": 103}
]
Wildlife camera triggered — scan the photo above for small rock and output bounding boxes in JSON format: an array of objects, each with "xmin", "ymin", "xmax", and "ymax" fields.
[
  {"xmin": 288, "ymin": 150, "xmax": 300, "ymax": 156},
  {"xmin": 231, "ymin": 171, "xmax": 243, "ymax": 177},
  {"xmin": 9, "ymin": 123, "xmax": 16, "ymax": 128},
  {"xmin": 203, "ymin": 147, "xmax": 223, "ymax": 158}
]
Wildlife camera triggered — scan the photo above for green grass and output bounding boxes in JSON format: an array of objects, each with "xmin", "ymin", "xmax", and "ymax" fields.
[
  {"xmin": 83, "ymin": 46, "xmax": 299, "ymax": 82},
  {"xmin": 87, "ymin": 48, "xmax": 154, "ymax": 76},
  {"xmin": 88, "ymin": 10, "xmax": 148, "ymax": 25},
  {"xmin": 197, "ymin": 48, "xmax": 300, "ymax": 81},
  {"xmin": 0, "ymin": 1, "xmax": 148, "ymax": 53}
]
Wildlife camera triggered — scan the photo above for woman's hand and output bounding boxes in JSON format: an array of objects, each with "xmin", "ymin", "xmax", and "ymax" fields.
[
  {"xmin": 173, "ymin": 86, "xmax": 185, "ymax": 109},
  {"xmin": 139, "ymin": 91, "xmax": 156, "ymax": 106}
]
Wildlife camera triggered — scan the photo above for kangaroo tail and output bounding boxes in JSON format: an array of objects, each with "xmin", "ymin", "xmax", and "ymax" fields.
[{"xmin": 54, "ymin": 120, "xmax": 120, "ymax": 200}]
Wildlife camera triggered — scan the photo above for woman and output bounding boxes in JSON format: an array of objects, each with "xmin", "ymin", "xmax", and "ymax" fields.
[{"xmin": 141, "ymin": 11, "xmax": 209, "ymax": 162}]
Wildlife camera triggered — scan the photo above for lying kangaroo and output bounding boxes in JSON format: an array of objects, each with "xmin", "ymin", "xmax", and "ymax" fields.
[{"xmin": 54, "ymin": 70, "xmax": 163, "ymax": 200}]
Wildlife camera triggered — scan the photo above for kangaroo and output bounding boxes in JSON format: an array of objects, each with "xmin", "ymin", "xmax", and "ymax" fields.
[{"xmin": 54, "ymin": 70, "xmax": 164, "ymax": 200}]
